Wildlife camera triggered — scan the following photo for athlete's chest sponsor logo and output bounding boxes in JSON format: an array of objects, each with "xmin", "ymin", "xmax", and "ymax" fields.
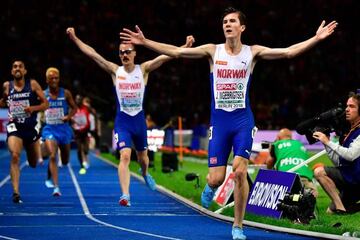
[
  {"xmin": 215, "ymin": 60, "xmax": 228, "ymax": 65},
  {"xmin": 217, "ymin": 69, "xmax": 247, "ymax": 79},
  {"xmin": 121, "ymin": 92, "xmax": 139, "ymax": 98},
  {"xmin": 117, "ymin": 75, "xmax": 126, "ymax": 81},
  {"xmin": 216, "ymin": 83, "xmax": 244, "ymax": 91}
]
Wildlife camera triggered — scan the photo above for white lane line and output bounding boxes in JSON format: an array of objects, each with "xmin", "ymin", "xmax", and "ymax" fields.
[
  {"xmin": 2, "ymin": 212, "xmax": 201, "ymax": 217},
  {"xmin": 0, "ymin": 161, "xmax": 27, "ymax": 188},
  {"xmin": 0, "ymin": 152, "xmax": 10, "ymax": 159},
  {"xmin": 67, "ymin": 164, "xmax": 183, "ymax": 240},
  {"xmin": 0, "ymin": 225, "xmax": 98, "ymax": 228},
  {"xmin": 0, "ymin": 235, "xmax": 19, "ymax": 240}
]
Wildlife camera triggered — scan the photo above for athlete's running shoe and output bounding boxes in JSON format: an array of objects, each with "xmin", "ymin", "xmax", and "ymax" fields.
[
  {"xmin": 119, "ymin": 194, "xmax": 131, "ymax": 207},
  {"xmin": 201, "ymin": 184, "xmax": 216, "ymax": 209},
  {"xmin": 53, "ymin": 187, "xmax": 62, "ymax": 197},
  {"xmin": 12, "ymin": 193, "xmax": 22, "ymax": 204},
  {"xmin": 45, "ymin": 179, "xmax": 55, "ymax": 188},
  {"xmin": 79, "ymin": 168, "xmax": 87, "ymax": 175},
  {"xmin": 83, "ymin": 161, "xmax": 90, "ymax": 169},
  {"xmin": 144, "ymin": 174, "xmax": 156, "ymax": 190},
  {"xmin": 232, "ymin": 226, "xmax": 246, "ymax": 240}
]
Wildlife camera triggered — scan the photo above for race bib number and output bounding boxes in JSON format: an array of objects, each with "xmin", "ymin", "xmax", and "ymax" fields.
[
  {"xmin": 9, "ymin": 100, "xmax": 30, "ymax": 119},
  {"xmin": 214, "ymin": 83, "xmax": 246, "ymax": 111},
  {"xmin": 120, "ymin": 92, "xmax": 142, "ymax": 114},
  {"xmin": 45, "ymin": 108, "xmax": 64, "ymax": 124},
  {"xmin": 73, "ymin": 113, "xmax": 88, "ymax": 131}
]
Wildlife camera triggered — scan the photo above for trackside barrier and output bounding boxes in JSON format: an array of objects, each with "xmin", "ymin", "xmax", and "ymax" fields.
[{"xmin": 215, "ymin": 150, "xmax": 326, "ymax": 214}]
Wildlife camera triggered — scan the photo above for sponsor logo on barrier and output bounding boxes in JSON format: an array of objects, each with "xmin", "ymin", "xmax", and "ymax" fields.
[
  {"xmin": 248, "ymin": 182, "xmax": 288, "ymax": 209},
  {"xmin": 214, "ymin": 168, "xmax": 234, "ymax": 206},
  {"xmin": 246, "ymin": 169, "xmax": 298, "ymax": 218}
]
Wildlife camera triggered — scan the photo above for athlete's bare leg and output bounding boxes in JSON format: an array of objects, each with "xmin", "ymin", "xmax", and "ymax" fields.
[
  {"xmin": 8, "ymin": 136, "xmax": 23, "ymax": 195},
  {"xmin": 118, "ymin": 148, "xmax": 132, "ymax": 195},
  {"xmin": 45, "ymin": 140, "xmax": 59, "ymax": 186},
  {"xmin": 232, "ymin": 156, "xmax": 249, "ymax": 228},
  {"xmin": 136, "ymin": 150, "xmax": 149, "ymax": 176}
]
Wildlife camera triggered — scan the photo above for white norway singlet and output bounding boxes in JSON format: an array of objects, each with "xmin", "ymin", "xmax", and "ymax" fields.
[
  {"xmin": 212, "ymin": 44, "xmax": 253, "ymax": 112},
  {"xmin": 114, "ymin": 65, "xmax": 145, "ymax": 116}
]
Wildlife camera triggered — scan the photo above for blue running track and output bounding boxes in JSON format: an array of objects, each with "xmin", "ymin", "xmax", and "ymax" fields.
[{"xmin": 0, "ymin": 149, "xmax": 319, "ymax": 240}]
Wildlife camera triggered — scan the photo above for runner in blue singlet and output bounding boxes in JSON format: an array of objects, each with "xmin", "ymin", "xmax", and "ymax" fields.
[
  {"xmin": 120, "ymin": 7, "xmax": 338, "ymax": 239},
  {"xmin": 66, "ymin": 27, "xmax": 194, "ymax": 207},
  {"xmin": 0, "ymin": 60, "xmax": 49, "ymax": 203},
  {"xmin": 41, "ymin": 67, "xmax": 77, "ymax": 196}
]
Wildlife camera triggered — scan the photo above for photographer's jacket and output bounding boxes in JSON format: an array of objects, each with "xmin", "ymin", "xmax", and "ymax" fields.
[
  {"xmin": 273, "ymin": 139, "xmax": 314, "ymax": 181},
  {"xmin": 325, "ymin": 125, "xmax": 360, "ymax": 184}
]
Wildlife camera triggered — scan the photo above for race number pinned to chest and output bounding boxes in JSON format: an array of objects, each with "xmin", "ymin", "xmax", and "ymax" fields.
[
  {"xmin": 9, "ymin": 99, "xmax": 30, "ymax": 119},
  {"xmin": 45, "ymin": 108, "xmax": 64, "ymax": 124}
]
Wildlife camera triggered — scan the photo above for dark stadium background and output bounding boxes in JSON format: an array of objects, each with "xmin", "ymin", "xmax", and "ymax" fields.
[{"xmin": 1, "ymin": 0, "xmax": 358, "ymax": 130}]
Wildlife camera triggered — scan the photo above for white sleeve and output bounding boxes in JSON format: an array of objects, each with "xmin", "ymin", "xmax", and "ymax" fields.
[
  {"xmin": 89, "ymin": 113, "xmax": 95, "ymax": 131},
  {"xmin": 324, "ymin": 145, "xmax": 339, "ymax": 166},
  {"xmin": 325, "ymin": 135, "xmax": 360, "ymax": 163}
]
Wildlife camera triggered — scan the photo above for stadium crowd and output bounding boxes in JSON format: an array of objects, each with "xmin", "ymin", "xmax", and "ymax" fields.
[{"xmin": 1, "ymin": 0, "xmax": 358, "ymax": 130}]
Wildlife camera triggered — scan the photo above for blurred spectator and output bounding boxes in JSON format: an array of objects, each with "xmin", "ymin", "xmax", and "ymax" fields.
[
  {"xmin": 190, "ymin": 114, "xmax": 208, "ymax": 150},
  {"xmin": 162, "ymin": 117, "xmax": 176, "ymax": 148},
  {"xmin": 1, "ymin": 1, "xmax": 359, "ymax": 130},
  {"xmin": 146, "ymin": 114, "xmax": 157, "ymax": 129},
  {"xmin": 146, "ymin": 114, "xmax": 157, "ymax": 167}
]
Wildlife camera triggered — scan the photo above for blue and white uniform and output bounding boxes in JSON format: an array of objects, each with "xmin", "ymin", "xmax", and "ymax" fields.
[
  {"xmin": 208, "ymin": 44, "xmax": 256, "ymax": 167},
  {"xmin": 6, "ymin": 79, "xmax": 41, "ymax": 143},
  {"xmin": 42, "ymin": 88, "xmax": 73, "ymax": 145},
  {"xmin": 113, "ymin": 65, "xmax": 147, "ymax": 151}
]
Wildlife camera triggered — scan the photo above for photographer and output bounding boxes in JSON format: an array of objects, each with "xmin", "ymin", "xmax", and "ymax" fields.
[
  {"xmin": 313, "ymin": 91, "xmax": 360, "ymax": 214},
  {"xmin": 266, "ymin": 128, "xmax": 318, "ymax": 197}
]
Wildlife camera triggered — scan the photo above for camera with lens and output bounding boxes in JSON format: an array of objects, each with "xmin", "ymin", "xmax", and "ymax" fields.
[
  {"xmin": 296, "ymin": 103, "xmax": 346, "ymax": 144},
  {"xmin": 277, "ymin": 189, "xmax": 316, "ymax": 224},
  {"xmin": 261, "ymin": 141, "xmax": 272, "ymax": 149}
]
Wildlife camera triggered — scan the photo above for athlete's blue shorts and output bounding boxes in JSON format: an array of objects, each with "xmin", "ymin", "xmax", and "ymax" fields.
[
  {"xmin": 42, "ymin": 124, "xmax": 74, "ymax": 145},
  {"xmin": 207, "ymin": 109, "xmax": 256, "ymax": 167},
  {"xmin": 113, "ymin": 111, "xmax": 147, "ymax": 151}
]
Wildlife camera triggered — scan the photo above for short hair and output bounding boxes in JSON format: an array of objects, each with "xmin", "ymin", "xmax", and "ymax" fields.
[
  {"xmin": 46, "ymin": 67, "xmax": 60, "ymax": 78},
  {"xmin": 349, "ymin": 91, "xmax": 360, "ymax": 115},
  {"xmin": 120, "ymin": 41, "xmax": 136, "ymax": 51},
  {"xmin": 12, "ymin": 60, "xmax": 25, "ymax": 67},
  {"xmin": 222, "ymin": 7, "xmax": 247, "ymax": 25},
  {"xmin": 278, "ymin": 128, "xmax": 292, "ymax": 140}
]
